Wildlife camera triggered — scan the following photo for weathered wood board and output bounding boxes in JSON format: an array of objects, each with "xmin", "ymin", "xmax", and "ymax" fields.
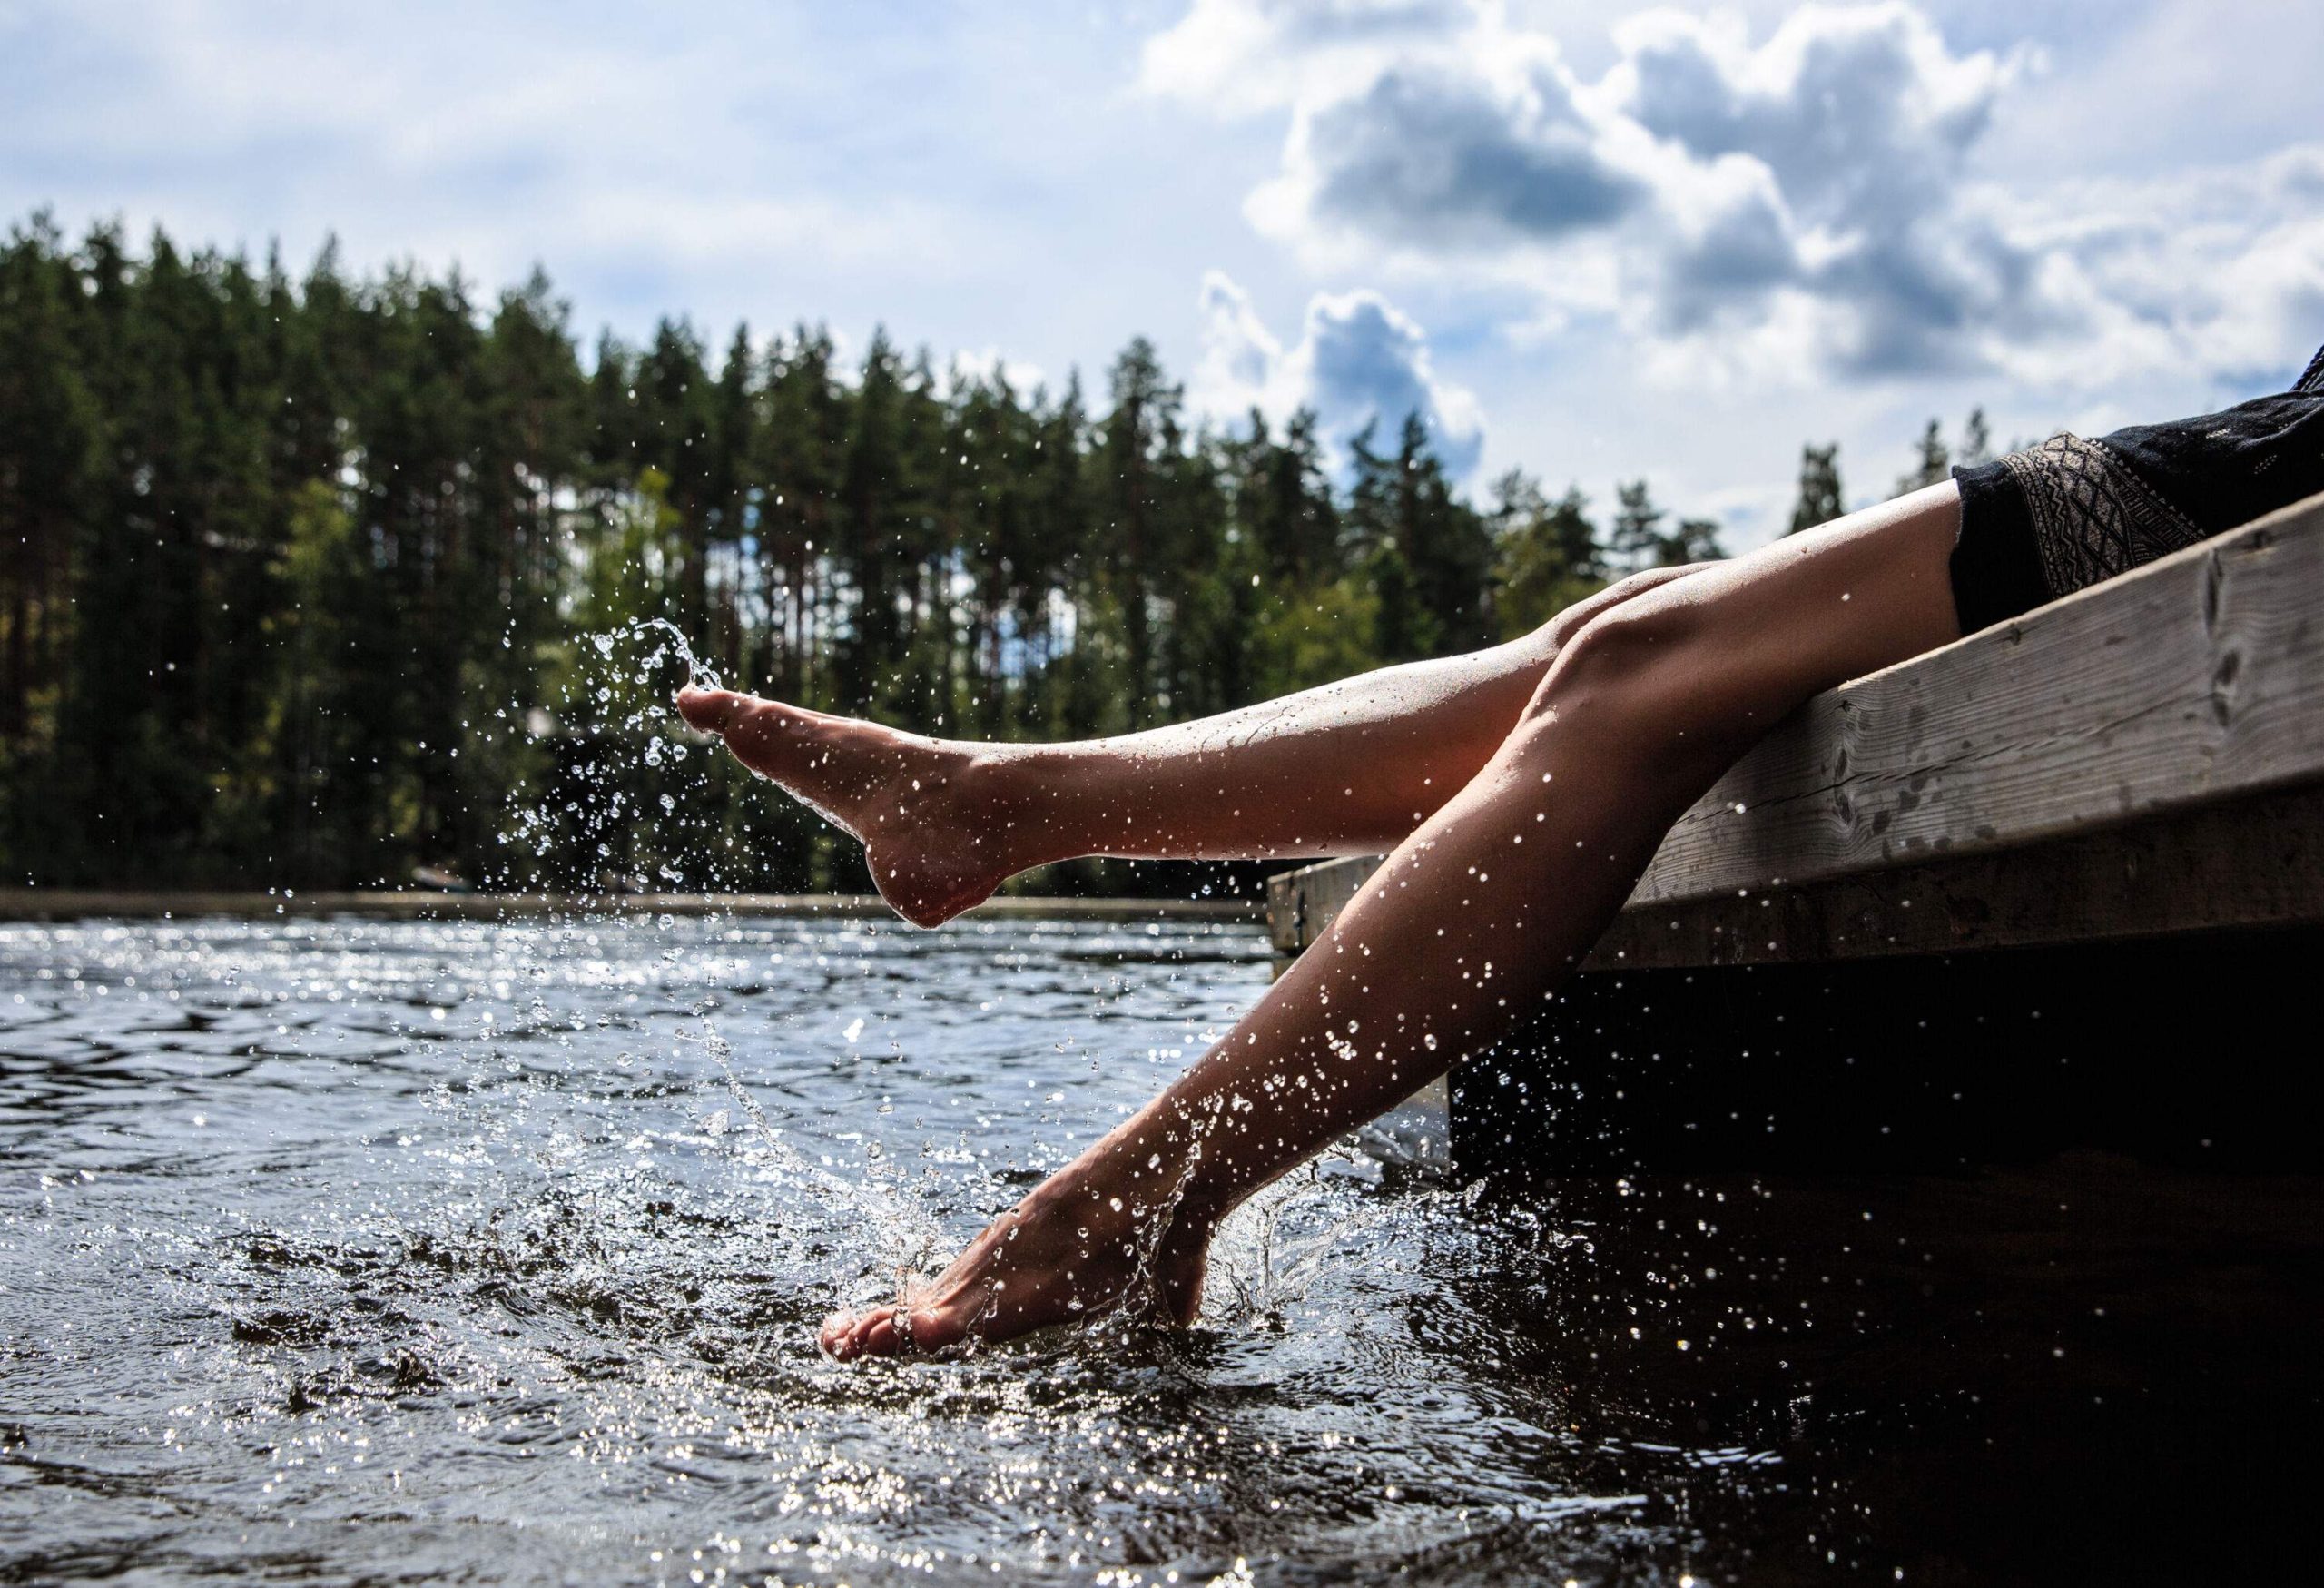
[
  {"xmin": 1281, "ymin": 781, "xmax": 2324, "ymax": 973},
  {"xmin": 1272, "ymin": 488, "xmax": 2324, "ymax": 970},
  {"xmin": 1639, "ymin": 489, "xmax": 2324, "ymax": 903},
  {"xmin": 1271, "ymin": 491, "xmax": 2324, "ymax": 1178}
]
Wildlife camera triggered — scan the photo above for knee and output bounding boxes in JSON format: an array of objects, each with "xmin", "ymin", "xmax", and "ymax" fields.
[
  {"xmin": 1515, "ymin": 593, "xmax": 1740, "ymax": 762},
  {"xmin": 1527, "ymin": 563, "xmax": 1713, "ymax": 652},
  {"xmin": 1537, "ymin": 597, "xmax": 1705, "ymax": 708}
]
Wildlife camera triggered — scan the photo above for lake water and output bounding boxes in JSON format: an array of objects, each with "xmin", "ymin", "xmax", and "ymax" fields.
[{"xmin": 3, "ymin": 913, "xmax": 2317, "ymax": 1585}]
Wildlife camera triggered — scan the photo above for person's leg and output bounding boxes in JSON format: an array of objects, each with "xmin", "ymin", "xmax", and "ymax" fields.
[
  {"xmin": 822, "ymin": 483, "xmax": 1964, "ymax": 1358},
  {"xmin": 677, "ymin": 565, "xmax": 1706, "ymax": 926}
]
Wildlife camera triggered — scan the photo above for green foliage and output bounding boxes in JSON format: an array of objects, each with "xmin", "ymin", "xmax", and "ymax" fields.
[
  {"xmin": 1896, "ymin": 418, "xmax": 1950, "ymax": 495},
  {"xmin": 8, "ymin": 214, "xmax": 1985, "ymax": 894},
  {"xmin": 1957, "ymin": 407, "xmax": 1993, "ymax": 469},
  {"xmin": 1609, "ymin": 479, "xmax": 1665, "ymax": 573},
  {"xmin": 1606, "ymin": 478, "xmax": 1718, "ymax": 570},
  {"xmin": 1489, "ymin": 473, "xmax": 1605, "ymax": 638},
  {"xmin": 1249, "ymin": 576, "xmax": 1384, "ymax": 697},
  {"xmin": 1362, "ymin": 538, "xmax": 1435, "ymax": 664},
  {"xmin": 1788, "ymin": 443, "xmax": 1846, "ymax": 535},
  {"xmin": 1344, "ymin": 416, "xmax": 1494, "ymax": 657},
  {"xmin": 1663, "ymin": 517, "xmax": 1727, "ymax": 565}
]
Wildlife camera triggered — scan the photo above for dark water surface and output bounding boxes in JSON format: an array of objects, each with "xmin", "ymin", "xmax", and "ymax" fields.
[{"xmin": 3, "ymin": 914, "xmax": 2317, "ymax": 1586}]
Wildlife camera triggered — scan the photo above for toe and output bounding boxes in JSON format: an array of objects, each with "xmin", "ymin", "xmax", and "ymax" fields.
[
  {"xmin": 676, "ymin": 686, "xmax": 751, "ymax": 734},
  {"xmin": 894, "ymin": 1301, "xmax": 970, "ymax": 1355},
  {"xmin": 820, "ymin": 1306, "xmax": 880, "ymax": 1360},
  {"xmin": 817, "ymin": 1300, "xmax": 972, "ymax": 1360}
]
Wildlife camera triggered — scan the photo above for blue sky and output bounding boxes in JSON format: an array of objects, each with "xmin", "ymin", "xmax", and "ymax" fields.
[{"xmin": 5, "ymin": 0, "xmax": 2319, "ymax": 545}]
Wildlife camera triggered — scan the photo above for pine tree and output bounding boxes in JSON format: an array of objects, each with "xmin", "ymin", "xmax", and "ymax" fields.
[
  {"xmin": 1391, "ymin": 412, "xmax": 1495, "ymax": 656},
  {"xmin": 1659, "ymin": 516, "xmax": 1726, "ymax": 566},
  {"xmin": 1246, "ymin": 407, "xmax": 1338, "ymax": 579},
  {"xmin": 838, "ymin": 329, "xmax": 907, "ymax": 712},
  {"xmin": 1609, "ymin": 480, "xmax": 1665, "ymax": 574},
  {"xmin": 1094, "ymin": 338, "xmax": 1182, "ymax": 724},
  {"xmin": 1787, "ymin": 444, "xmax": 1844, "ymax": 535},
  {"xmin": 1958, "ymin": 407, "xmax": 1993, "ymax": 469},
  {"xmin": 1897, "ymin": 419, "xmax": 1949, "ymax": 494},
  {"xmin": 1489, "ymin": 471, "xmax": 1604, "ymax": 637},
  {"xmin": 1364, "ymin": 537, "xmax": 1433, "ymax": 664},
  {"xmin": 0, "ymin": 215, "xmax": 102, "ymax": 753},
  {"xmin": 0, "ymin": 209, "xmax": 1812, "ymax": 899},
  {"xmin": 758, "ymin": 324, "xmax": 845, "ymax": 704},
  {"xmin": 705, "ymin": 323, "xmax": 757, "ymax": 679}
]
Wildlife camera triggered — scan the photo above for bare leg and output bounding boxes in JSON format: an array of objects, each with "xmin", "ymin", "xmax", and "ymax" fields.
[
  {"xmin": 677, "ymin": 566, "xmax": 1703, "ymax": 925},
  {"xmin": 821, "ymin": 484, "xmax": 1964, "ymax": 1358}
]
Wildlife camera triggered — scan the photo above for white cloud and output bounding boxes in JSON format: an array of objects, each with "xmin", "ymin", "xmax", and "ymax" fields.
[
  {"xmin": 1264, "ymin": 50, "xmax": 1640, "ymax": 252},
  {"xmin": 1194, "ymin": 271, "xmax": 1484, "ymax": 475},
  {"xmin": 1138, "ymin": 0, "xmax": 1472, "ymax": 117},
  {"xmin": 8, "ymin": 0, "xmax": 2314, "ymax": 551},
  {"xmin": 1149, "ymin": 0, "xmax": 2324, "ymax": 390},
  {"xmin": 0, "ymin": 0, "xmax": 1201, "ymax": 390},
  {"xmin": 1984, "ymin": 147, "xmax": 2324, "ymax": 390}
]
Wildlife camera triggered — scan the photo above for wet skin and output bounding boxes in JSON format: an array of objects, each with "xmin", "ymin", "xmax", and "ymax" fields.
[{"xmin": 678, "ymin": 482, "xmax": 1966, "ymax": 1357}]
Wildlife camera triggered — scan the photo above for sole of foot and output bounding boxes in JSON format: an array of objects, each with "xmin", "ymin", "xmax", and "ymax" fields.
[{"xmin": 675, "ymin": 686, "xmax": 1019, "ymax": 928}]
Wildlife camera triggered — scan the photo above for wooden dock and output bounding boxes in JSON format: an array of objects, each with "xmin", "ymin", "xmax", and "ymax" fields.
[{"xmin": 1271, "ymin": 490, "xmax": 2324, "ymax": 1178}]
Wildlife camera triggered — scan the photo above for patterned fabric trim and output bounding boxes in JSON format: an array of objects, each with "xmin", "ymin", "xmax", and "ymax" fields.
[
  {"xmin": 1997, "ymin": 434, "xmax": 2208, "ymax": 602},
  {"xmin": 2299, "ymin": 342, "xmax": 2324, "ymax": 394}
]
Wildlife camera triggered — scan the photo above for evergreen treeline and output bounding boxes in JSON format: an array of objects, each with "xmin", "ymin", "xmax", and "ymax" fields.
[{"xmin": 0, "ymin": 216, "xmax": 1954, "ymax": 896}]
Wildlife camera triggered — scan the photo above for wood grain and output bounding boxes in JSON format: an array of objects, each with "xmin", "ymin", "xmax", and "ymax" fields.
[
  {"xmin": 1639, "ymin": 489, "xmax": 2324, "ymax": 903},
  {"xmin": 1270, "ymin": 489, "xmax": 2324, "ymax": 966}
]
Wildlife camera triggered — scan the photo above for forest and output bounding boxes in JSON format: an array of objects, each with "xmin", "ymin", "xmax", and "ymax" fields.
[{"xmin": 0, "ymin": 214, "xmax": 1985, "ymax": 896}]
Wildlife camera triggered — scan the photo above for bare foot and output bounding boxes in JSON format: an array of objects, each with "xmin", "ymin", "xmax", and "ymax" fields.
[
  {"xmin": 820, "ymin": 1147, "xmax": 1216, "ymax": 1360},
  {"xmin": 675, "ymin": 686, "xmax": 1034, "ymax": 928}
]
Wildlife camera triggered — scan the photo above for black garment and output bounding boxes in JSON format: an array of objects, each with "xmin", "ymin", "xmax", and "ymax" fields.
[{"xmin": 1948, "ymin": 344, "xmax": 2324, "ymax": 634}]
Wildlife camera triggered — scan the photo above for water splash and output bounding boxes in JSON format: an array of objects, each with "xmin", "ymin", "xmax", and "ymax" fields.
[
  {"xmin": 627, "ymin": 617, "xmax": 722, "ymax": 694},
  {"xmin": 15, "ymin": 913, "xmax": 1736, "ymax": 1588},
  {"xmin": 683, "ymin": 1014, "xmax": 852, "ymax": 1197},
  {"xmin": 490, "ymin": 616, "xmax": 943, "ymax": 1312}
]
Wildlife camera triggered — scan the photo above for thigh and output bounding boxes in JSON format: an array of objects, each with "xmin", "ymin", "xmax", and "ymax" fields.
[
  {"xmin": 1523, "ymin": 480, "xmax": 1965, "ymax": 789},
  {"xmin": 1622, "ymin": 480, "xmax": 1964, "ymax": 722}
]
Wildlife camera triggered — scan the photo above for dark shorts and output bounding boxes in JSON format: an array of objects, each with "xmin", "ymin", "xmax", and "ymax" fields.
[{"xmin": 1949, "ymin": 342, "xmax": 2324, "ymax": 634}]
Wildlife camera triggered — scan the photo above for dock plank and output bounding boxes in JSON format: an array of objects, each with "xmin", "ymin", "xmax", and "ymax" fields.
[
  {"xmin": 1271, "ymin": 489, "xmax": 2324, "ymax": 966},
  {"xmin": 1641, "ymin": 489, "xmax": 2324, "ymax": 904}
]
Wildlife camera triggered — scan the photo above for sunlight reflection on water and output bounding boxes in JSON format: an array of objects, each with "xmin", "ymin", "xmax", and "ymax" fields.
[
  {"xmin": 0, "ymin": 915, "xmax": 1659, "ymax": 1584},
  {"xmin": 4, "ymin": 914, "xmax": 2318, "ymax": 1585}
]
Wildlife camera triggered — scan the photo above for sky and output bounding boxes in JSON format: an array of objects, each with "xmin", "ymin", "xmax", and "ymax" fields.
[{"xmin": 4, "ymin": 0, "xmax": 2319, "ymax": 546}]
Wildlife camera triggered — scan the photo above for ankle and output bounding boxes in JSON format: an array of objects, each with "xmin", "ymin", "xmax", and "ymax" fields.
[
  {"xmin": 954, "ymin": 745, "xmax": 1076, "ymax": 873},
  {"xmin": 1081, "ymin": 1113, "xmax": 1236, "ymax": 1232}
]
